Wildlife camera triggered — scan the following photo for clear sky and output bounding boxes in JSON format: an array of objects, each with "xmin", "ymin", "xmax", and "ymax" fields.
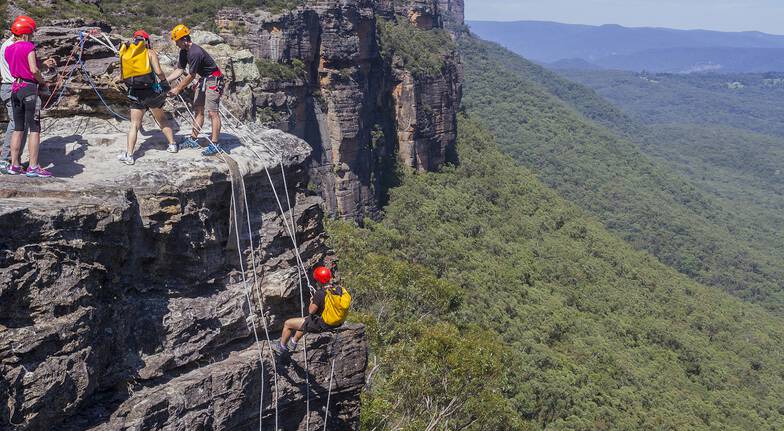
[{"xmin": 465, "ymin": 0, "xmax": 784, "ymax": 35}]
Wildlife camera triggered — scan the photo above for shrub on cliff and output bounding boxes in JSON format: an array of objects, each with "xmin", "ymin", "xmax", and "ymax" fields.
[
  {"xmin": 377, "ymin": 17, "xmax": 455, "ymax": 77},
  {"xmin": 8, "ymin": 0, "xmax": 304, "ymax": 31}
]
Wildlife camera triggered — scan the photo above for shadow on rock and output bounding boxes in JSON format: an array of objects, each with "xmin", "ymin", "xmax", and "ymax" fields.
[{"xmin": 39, "ymin": 135, "xmax": 88, "ymax": 178}]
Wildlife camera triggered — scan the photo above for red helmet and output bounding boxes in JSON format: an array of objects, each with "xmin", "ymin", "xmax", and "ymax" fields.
[
  {"xmin": 313, "ymin": 266, "xmax": 332, "ymax": 284},
  {"xmin": 13, "ymin": 16, "xmax": 37, "ymax": 31},
  {"xmin": 133, "ymin": 30, "xmax": 150, "ymax": 40},
  {"xmin": 11, "ymin": 21, "xmax": 34, "ymax": 36}
]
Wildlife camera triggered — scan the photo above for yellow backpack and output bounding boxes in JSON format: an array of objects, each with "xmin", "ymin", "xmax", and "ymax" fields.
[
  {"xmin": 119, "ymin": 41, "xmax": 154, "ymax": 86},
  {"xmin": 321, "ymin": 285, "xmax": 352, "ymax": 326}
]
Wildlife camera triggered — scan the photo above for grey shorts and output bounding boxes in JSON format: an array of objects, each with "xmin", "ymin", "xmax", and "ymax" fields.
[{"xmin": 193, "ymin": 78, "xmax": 222, "ymax": 113}]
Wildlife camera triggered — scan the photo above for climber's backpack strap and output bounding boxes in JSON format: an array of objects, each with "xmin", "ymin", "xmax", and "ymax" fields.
[
  {"xmin": 321, "ymin": 285, "xmax": 352, "ymax": 327},
  {"xmin": 119, "ymin": 41, "xmax": 155, "ymax": 89}
]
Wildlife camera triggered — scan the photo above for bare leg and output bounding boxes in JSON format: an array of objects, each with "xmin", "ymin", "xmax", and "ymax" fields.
[
  {"xmin": 192, "ymin": 106, "xmax": 205, "ymax": 139},
  {"xmin": 126, "ymin": 109, "xmax": 144, "ymax": 156},
  {"xmin": 26, "ymin": 132, "xmax": 41, "ymax": 168},
  {"xmin": 281, "ymin": 317, "xmax": 305, "ymax": 346},
  {"xmin": 209, "ymin": 111, "xmax": 221, "ymax": 143},
  {"xmin": 10, "ymin": 131, "xmax": 23, "ymax": 166},
  {"xmin": 149, "ymin": 108, "xmax": 176, "ymax": 145}
]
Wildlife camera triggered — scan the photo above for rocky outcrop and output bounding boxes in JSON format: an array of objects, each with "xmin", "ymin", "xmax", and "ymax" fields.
[
  {"xmin": 438, "ymin": 0, "xmax": 465, "ymax": 30},
  {"xmin": 0, "ymin": 117, "xmax": 367, "ymax": 430},
  {"xmin": 216, "ymin": 0, "xmax": 463, "ymax": 221}
]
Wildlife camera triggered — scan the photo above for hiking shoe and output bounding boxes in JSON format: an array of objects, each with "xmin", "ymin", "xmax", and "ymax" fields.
[
  {"xmin": 202, "ymin": 143, "xmax": 222, "ymax": 156},
  {"xmin": 286, "ymin": 340, "xmax": 298, "ymax": 351},
  {"xmin": 117, "ymin": 153, "xmax": 135, "ymax": 165},
  {"xmin": 180, "ymin": 136, "xmax": 200, "ymax": 149},
  {"xmin": 5, "ymin": 165, "xmax": 26, "ymax": 175},
  {"xmin": 0, "ymin": 160, "xmax": 9, "ymax": 170},
  {"xmin": 25, "ymin": 166, "xmax": 52, "ymax": 178},
  {"xmin": 167, "ymin": 143, "xmax": 179, "ymax": 153},
  {"xmin": 270, "ymin": 341, "xmax": 289, "ymax": 355}
]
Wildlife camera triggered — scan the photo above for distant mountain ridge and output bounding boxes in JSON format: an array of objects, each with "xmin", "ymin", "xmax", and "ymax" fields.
[{"xmin": 468, "ymin": 20, "xmax": 784, "ymax": 73}]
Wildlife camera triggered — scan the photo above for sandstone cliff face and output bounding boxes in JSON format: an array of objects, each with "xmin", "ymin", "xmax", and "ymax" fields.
[
  {"xmin": 0, "ymin": 118, "xmax": 367, "ymax": 430},
  {"xmin": 216, "ymin": 0, "xmax": 463, "ymax": 221}
]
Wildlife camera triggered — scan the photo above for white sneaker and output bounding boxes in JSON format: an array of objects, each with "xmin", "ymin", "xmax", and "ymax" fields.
[
  {"xmin": 167, "ymin": 143, "xmax": 179, "ymax": 153},
  {"xmin": 117, "ymin": 153, "xmax": 135, "ymax": 165}
]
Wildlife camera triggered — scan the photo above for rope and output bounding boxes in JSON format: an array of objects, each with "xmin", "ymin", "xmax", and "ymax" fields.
[
  {"xmin": 174, "ymin": 95, "xmax": 280, "ymax": 431},
  {"xmin": 239, "ymin": 162, "xmax": 281, "ymax": 431},
  {"xmin": 217, "ymin": 107, "xmax": 316, "ymax": 295},
  {"xmin": 75, "ymin": 32, "xmax": 128, "ymax": 121},
  {"xmin": 214, "ymin": 107, "xmax": 320, "ymax": 431},
  {"xmin": 42, "ymin": 40, "xmax": 81, "ymax": 110},
  {"xmin": 323, "ymin": 332, "xmax": 341, "ymax": 431}
]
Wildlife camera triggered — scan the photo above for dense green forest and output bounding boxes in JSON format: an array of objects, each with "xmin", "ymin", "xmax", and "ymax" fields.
[
  {"xmin": 558, "ymin": 70, "xmax": 784, "ymax": 137},
  {"xmin": 332, "ymin": 114, "xmax": 784, "ymax": 430},
  {"xmin": 457, "ymin": 35, "xmax": 784, "ymax": 312},
  {"xmin": 554, "ymin": 69, "xmax": 784, "ymax": 303}
]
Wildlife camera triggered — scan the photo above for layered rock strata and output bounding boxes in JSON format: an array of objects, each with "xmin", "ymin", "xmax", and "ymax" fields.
[
  {"xmin": 0, "ymin": 117, "xmax": 367, "ymax": 430},
  {"xmin": 216, "ymin": 0, "xmax": 463, "ymax": 220}
]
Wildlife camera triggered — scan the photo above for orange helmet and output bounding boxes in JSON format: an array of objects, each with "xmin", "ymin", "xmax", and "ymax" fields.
[
  {"xmin": 313, "ymin": 266, "xmax": 332, "ymax": 284},
  {"xmin": 11, "ymin": 21, "xmax": 34, "ymax": 36},
  {"xmin": 13, "ymin": 16, "xmax": 37, "ymax": 31},
  {"xmin": 170, "ymin": 24, "xmax": 190, "ymax": 41}
]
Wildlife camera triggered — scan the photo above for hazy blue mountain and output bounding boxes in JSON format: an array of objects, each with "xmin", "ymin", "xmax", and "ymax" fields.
[
  {"xmin": 468, "ymin": 20, "xmax": 784, "ymax": 72},
  {"xmin": 594, "ymin": 47, "xmax": 784, "ymax": 73}
]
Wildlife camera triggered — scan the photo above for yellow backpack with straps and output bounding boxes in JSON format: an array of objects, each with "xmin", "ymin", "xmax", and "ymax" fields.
[
  {"xmin": 321, "ymin": 285, "xmax": 351, "ymax": 326},
  {"xmin": 119, "ymin": 41, "xmax": 152, "ymax": 81}
]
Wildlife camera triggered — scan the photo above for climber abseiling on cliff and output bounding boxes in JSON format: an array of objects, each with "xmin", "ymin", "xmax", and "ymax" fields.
[
  {"xmin": 3, "ymin": 17, "xmax": 58, "ymax": 178},
  {"xmin": 117, "ymin": 29, "xmax": 178, "ymax": 165},
  {"xmin": 166, "ymin": 24, "xmax": 225, "ymax": 157},
  {"xmin": 273, "ymin": 266, "xmax": 352, "ymax": 355}
]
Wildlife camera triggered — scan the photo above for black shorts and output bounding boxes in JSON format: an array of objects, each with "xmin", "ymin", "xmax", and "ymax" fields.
[
  {"xmin": 11, "ymin": 83, "xmax": 41, "ymax": 133},
  {"xmin": 299, "ymin": 315, "xmax": 338, "ymax": 334},
  {"xmin": 128, "ymin": 87, "xmax": 165, "ymax": 110}
]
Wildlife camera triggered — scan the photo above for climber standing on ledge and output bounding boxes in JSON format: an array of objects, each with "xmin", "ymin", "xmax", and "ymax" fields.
[
  {"xmin": 4, "ymin": 18, "xmax": 54, "ymax": 177},
  {"xmin": 118, "ymin": 30, "xmax": 178, "ymax": 165},
  {"xmin": 273, "ymin": 266, "xmax": 352, "ymax": 355},
  {"xmin": 0, "ymin": 15, "xmax": 37, "ymax": 172},
  {"xmin": 166, "ymin": 24, "xmax": 224, "ymax": 156}
]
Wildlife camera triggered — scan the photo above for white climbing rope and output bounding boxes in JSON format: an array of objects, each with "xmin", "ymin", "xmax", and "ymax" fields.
[
  {"xmin": 173, "ymin": 96, "xmax": 279, "ymax": 431},
  {"xmin": 210, "ymin": 105, "xmax": 319, "ymax": 430}
]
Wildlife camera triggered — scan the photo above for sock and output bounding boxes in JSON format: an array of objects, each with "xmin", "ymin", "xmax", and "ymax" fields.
[{"xmin": 279, "ymin": 341, "xmax": 288, "ymax": 351}]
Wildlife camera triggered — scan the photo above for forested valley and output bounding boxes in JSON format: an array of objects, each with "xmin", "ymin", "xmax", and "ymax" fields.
[{"xmin": 330, "ymin": 28, "xmax": 784, "ymax": 430}]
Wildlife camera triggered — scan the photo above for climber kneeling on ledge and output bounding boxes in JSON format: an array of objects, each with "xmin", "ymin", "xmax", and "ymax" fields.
[
  {"xmin": 118, "ymin": 30, "xmax": 177, "ymax": 165},
  {"xmin": 4, "ymin": 18, "xmax": 56, "ymax": 178},
  {"xmin": 273, "ymin": 266, "xmax": 352, "ymax": 355},
  {"xmin": 166, "ymin": 24, "xmax": 224, "ymax": 157}
]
